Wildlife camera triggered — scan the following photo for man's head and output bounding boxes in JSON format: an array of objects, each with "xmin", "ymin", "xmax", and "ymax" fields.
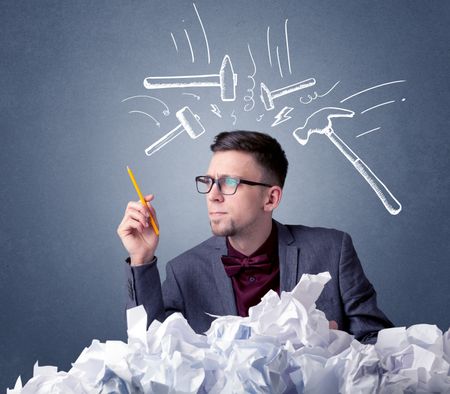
[
  {"xmin": 210, "ymin": 131, "xmax": 289, "ymax": 188},
  {"xmin": 197, "ymin": 131, "xmax": 288, "ymax": 245}
]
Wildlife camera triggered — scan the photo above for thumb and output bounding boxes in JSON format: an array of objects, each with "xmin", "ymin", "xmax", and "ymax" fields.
[{"xmin": 144, "ymin": 194, "xmax": 155, "ymax": 202}]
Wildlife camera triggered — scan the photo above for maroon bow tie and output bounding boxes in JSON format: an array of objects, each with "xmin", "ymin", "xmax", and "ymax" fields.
[{"xmin": 221, "ymin": 254, "xmax": 272, "ymax": 277}]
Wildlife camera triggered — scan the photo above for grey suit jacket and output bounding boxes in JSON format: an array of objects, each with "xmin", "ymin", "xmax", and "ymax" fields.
[{"xmin": 125, "ymin": 221, "xmax": 393, "ymax": 343}]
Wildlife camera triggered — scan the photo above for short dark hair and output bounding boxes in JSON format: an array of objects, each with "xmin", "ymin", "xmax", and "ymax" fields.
[{"xmin": 210, "ymin": 130, "xmax": 289, "ymax": 188}]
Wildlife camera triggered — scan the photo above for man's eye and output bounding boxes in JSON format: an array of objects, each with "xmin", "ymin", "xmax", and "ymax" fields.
[
  {"xmin": 199, "ymin": 177, "xmax": 211, "ymax": 184},
  {"xmin": 224, "ymin": 178, "xmax": 238, "ymax": 186}
]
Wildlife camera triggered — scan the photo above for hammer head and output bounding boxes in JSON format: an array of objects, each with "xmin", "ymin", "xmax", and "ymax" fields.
[
  {"xmin": 293, "ymin": 107, "xmax": 354, "ymax": 145},
  {"xmin": 176, "ymin": 106, "xmax": 205, "ymax": 139},
  {"xmin": 260, "ymin": 82, "xmax": 274, "ymax": 111},
  {"xmin": 219, "ymin": 55, "xmax": 237, "ymax": 101}
]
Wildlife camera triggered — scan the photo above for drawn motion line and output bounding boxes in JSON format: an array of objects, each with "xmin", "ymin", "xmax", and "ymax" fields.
[
  {"xmin": 267, "ymin": 26, "xmax": 272, "ymax": 67},
  {"xmin": 361, "ymin": 100, "xmax": 396, "ymax": 114},
  {"xmin": 284, "ymin": 19, "xmax": 292, "ymax": 75},
  {"xmin": 121, "ymin": 95, "xmax": 170, "ymax": 116},
  {"xmin": 170, "ymin": 32, "xmax": 179, "ymax": 53},
  {"xmin": 244, "ymin": 44, "xmax": 256, "ymax": 112},
  {"xmin": 184, "ymin": 29, "xmax": 195, "ymax": 63},
  {"xmin": 193, "ymin": 3, "xmax": 210, "ymax": 64},
  {"xmin": 293, "ymin": 107, "xmax": 402, "ymax": 215},
  {"xmin": 276, "ymin": 46, "xmax": 283, "ymax": 78},
  {"xmin": 356, "ymin": 127, "xmax": 381, "ymax": 138},
  {"xmin": 182, "ymin": 92, "xmax": 200, "ymax": 100},
  {"xmin": 300, "ymin": 81, "xmax": 341, "ymax": 105},
  {"xmin": 128, "ymin": 111, "xmax": 160, "ymax": 127},
  {"xmin": 230, "ymin": 110, "xmax": 237, "ymax": 126},
  {"xmin": 340, "ymin": 80, "xmax": 406, "ymax": 103},
  {"xmin": 143, "ymin": 55, "xmax": 238, "ymax": 102}
]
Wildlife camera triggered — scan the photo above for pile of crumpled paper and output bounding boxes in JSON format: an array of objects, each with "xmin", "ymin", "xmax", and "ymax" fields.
[{"xmin": 8, "ymin": 272, "xmax": 450, "ymax": 393}]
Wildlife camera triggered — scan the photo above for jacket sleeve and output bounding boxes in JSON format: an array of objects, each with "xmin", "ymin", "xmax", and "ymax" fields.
[
  {"xmin": 338, "ymin": 232, "xmax": 394, "ymax": 343},
  {"xmin": 161, "ymin": 260, "xmax": 186, "ymax": 317},
  {"xmin": 124, "ymin": 257, "xmax": 165, "ymax": 327}
]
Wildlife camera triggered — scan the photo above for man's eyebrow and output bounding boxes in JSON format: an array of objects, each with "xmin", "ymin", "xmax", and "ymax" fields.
[{"xmin": 206, "ymin": 173, "xmax": 235, "ymax": 178}]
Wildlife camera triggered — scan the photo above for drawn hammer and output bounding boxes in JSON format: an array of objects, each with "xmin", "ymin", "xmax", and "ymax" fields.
[
  {"xmin": 145, "ymin": 106, "xmax": 205, "ymax": 156},
  {"xmin": 143, "ymin": 55, "xmax": 237, "ymax": 102},
  {"xmin": 293, "ymin": 107, "xmax": 402, "ymax": 215}
]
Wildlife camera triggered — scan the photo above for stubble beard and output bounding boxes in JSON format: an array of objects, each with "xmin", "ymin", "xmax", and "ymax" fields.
[{"xmin": 209, "ymin": 218, "xmax": 237, "ymax": 237}]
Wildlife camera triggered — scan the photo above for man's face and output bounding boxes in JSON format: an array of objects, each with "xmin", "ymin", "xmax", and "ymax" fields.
[{"xmin": 205, "ymin": 150, "xmax": 271, "ymax": 238}]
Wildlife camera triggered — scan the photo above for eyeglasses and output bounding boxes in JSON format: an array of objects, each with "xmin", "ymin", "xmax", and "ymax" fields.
[{"xmin": 195, "ymin": 175, "xmax": 273, "ymax": 195}]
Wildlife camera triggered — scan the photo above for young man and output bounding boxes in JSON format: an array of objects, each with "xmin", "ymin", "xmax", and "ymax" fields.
[{"xmin": 117, "ymin": 131, "xmax": 392, "ymax": 344}]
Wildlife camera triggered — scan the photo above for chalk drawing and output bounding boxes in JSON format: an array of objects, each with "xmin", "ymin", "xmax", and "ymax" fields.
[
  {"xmin": 340, "ymin": 80, "xmax": 406, "ymax": 103},
  {"xmin": 143, "ymin": 55, "xmax": 237, "ymax": 102},
  {"xmin": 210, "ymin": 104, "xmax": 222, "ymax": 118},
  {"xmin": 272, "ymin": 106, "xmax": 293, "ymax": 127},
  {"xmin": 127, "ymin": 12, "xmax": 405, "ymax": 217},
  {"xmin": 260, "ymin": 78, "xmax": 316, "ymax": 111},
  {"xmin": 121, "ymin": 95, "xmax": 170, "ymax": 116},
  {"xmin": 128, "ymin": 111, "xmax": 160, "ymax": 127},
  {"xmin": 145, "ymin": 106, "xmax": 205, "ymax": 157},
  {"xmin": 361, "ymin": 100, "xmax": 396, "ymax": 114},
  {"xmin": 231, "ymin": 110, "xmax": 237, "ymax": 126},
  {"xmin": 193, "ymin": 3, "xmax": 210, "ymax": 64},
  {"xmin": 267, "ymin": 26, "xmax": 272, "ymax": 67},
  {"xmin": 284, "ymin": 19, "xmax": 292, "ymax": 75},
  {"xmin": 293, "ymin": 107, "xmax": 402, "ymax": 215},
  {"xmin": 182, "ymin": 92, "xmax": 201, "ymax": 100},
  {"xmin": 267, "ymin": 20, "xmax": 291, "ymax": 76},
  {"xmin": 299, "ymin": 81, "xmax": 341, "ymax": 105},
  {"xmin": 356, "ymin": 127, "xmax": 381, "ymax": 138},
  {"xmin": 244, "ymin": 44, "xmax": 256, "ymax": 112},
  {"xmin": 170, "ymin": 32, "xmax": 179, "ymax": 53},
  {"xmin": 276, "ymin": 46, "xmax": 284, "ymax": 78},
  {"xmin": 184, "ymin": 29, "xmax": 195, "ymax": 63}
]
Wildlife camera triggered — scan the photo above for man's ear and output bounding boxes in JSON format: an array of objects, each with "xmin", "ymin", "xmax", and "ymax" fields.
[{"xmin": 264, "ymin": 186, "xmax": 283, "ymax": 212}]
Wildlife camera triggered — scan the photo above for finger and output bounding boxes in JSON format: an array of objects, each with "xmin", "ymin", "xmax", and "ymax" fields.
[
  {"xmin": 143, "ymin": 195, "xmax": 158, "ymax": 219},
  {"xmin": 125, "ymin": 198, "xmax": 159, "ymax": 232},
  {"xmin": 126, "ymin": 209, "xmax": 150, "ymax": 228},
  {"xmin": 145, "ymin": 200, "xmax": 157, "ymax": 218},
  {"xmin": 121, "ymin": 217, "xmax": 146, "ymax": 234},
  {"xmin": 146, "ymin": 203, "xmax": 159, "ymax": 229},
  {"xmin": 127, "ymin": 200, "xmax": 151, "ymax": 218},
  {"xmin": 142, "ymin": 196, "xmax": 159, "ymax": 228}
]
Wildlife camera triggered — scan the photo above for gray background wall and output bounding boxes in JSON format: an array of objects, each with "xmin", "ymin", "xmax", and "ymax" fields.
[{"xmin": 1, "ymin": 0, "xmax": 449, "ymax": 389}]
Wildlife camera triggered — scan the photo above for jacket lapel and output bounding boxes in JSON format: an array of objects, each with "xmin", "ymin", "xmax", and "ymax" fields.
[
  {"xmin": 276, "ymin": 221, "xmax": 300, "ymax": 292},
  {"xmin": 209, "ymin": 236, "xmax": 237, "ymax": 315}
]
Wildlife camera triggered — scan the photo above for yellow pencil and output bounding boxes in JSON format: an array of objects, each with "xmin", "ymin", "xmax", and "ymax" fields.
[{"xmin": 127, "ymin": 166, "xmax": 160, "ymax": 236}]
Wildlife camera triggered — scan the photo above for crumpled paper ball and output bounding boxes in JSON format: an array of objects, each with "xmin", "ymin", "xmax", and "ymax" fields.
[{"xmin": 8, "ymin": 272, "xmax": 450, "ymax": 393}]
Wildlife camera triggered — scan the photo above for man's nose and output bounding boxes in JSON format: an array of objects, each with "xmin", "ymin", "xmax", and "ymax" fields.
[{"xmin": 208, "ymin": 182, "xmax": 224, "ymax": 201}]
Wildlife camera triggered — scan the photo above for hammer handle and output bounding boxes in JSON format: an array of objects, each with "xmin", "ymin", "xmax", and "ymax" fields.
[
  {"xmin": 144, "ymin": 75, "xmax": 219, "ymax": 89},
  {"xmin": 145, "ymin": 124, "xmax": 184, "ymax": 156},
  {"xmin": 327, "ymin": 130, "xmax": 402, "ymax": 215}
]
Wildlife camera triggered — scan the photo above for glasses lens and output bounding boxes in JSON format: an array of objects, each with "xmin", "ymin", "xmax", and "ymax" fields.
[
  {"xmin": 196, "ymin": 176, "xmax": 212, "ymax": 193},
  {"xmin": 218, "ymin": 177, "xmax": 239, "ymax": 195}
]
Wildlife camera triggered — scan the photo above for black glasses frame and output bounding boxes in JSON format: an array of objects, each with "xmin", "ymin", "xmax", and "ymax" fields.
[{"xmin": 195, "ymin": 175, "xmax": 273, "ymax": 195}]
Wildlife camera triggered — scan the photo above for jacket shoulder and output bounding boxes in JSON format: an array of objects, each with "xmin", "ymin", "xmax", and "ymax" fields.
[
  {"xmin": 281, "ymin": 223, "xmax": 348, "ymax": 247},
  {"xmin": 167, "ymin": 236, "xmax": 221, "ymax": 267}
]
